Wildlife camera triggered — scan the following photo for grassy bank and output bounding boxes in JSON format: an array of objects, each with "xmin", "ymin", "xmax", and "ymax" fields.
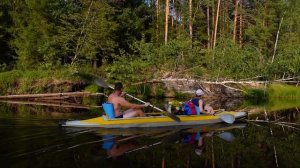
[
  {"xmin": 268, "ymin": 83, "xmax": 300, "ymax": 99},
  {"xmin": 245, "ymin": 83, "xmax": 300, "ymax": 111},
  {"xmin": 267, "ymin": 84, "xmax": 300, "ymax": 111},
  {"xmin": 0, "ymin": 68, "xmax": 94, "ymax": 95}
]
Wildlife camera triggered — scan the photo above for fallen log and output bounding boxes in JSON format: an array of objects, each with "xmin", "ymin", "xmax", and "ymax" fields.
[
  {"xmin": 0, "ymin": 92, "xmax": 104, "ymax": 99},
  {"xmin": 0, "ymin": 100, "xmax": 102, "ymax": 110}
]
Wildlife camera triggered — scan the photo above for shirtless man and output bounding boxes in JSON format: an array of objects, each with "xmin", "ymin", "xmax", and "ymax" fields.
[{"xmin": 107, "ymin": 82, "xmax": 149, "ymax": 118}]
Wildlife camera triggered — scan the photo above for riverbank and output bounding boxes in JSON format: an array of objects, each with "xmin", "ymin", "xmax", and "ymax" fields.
[
  {"xmin": 1, "ymin": 69, "xmax": 299, "ymax": 100},
  {"xmin": 0, "ymin": 69, "xmax": 93, "ymax": 95},
  {"xmin": 0, "ymin": 70, "xmax": 252, "ymax": 98}
]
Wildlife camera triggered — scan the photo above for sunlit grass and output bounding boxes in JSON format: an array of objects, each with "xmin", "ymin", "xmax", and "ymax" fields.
[
  {"xmin": 243, "ymin": 83, "xmax": 300, "ymax": 112},
  {"xmin": 268, "ymin": 83, "xmax": 300, "ymax": 99},
  {"xmin": 266, "ymin": 83, "xmax": 300, "ymax": 111},
  {"xmin": 0, "ymin": 68, "xmax": 85, "ymax": 94}
]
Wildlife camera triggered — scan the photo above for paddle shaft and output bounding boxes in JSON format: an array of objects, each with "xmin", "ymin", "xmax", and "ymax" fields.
[
  {"xmin": 116, "ymin": 88, "xmax": 181, "ymax": 122},
  {"xmin": 106, "ymin": 85, "xmax": 165, "ymax": 112}
]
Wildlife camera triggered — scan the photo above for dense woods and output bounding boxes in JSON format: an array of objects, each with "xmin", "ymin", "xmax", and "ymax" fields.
[{"xmin": 0, "ymin": 0, "xmax": 299, "ymax": 83}]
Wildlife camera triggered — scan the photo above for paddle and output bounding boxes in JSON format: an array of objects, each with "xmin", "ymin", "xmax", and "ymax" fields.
[
  {"xmin": 213, "ymin": 108, "xmax": 235, "ymax": 124},
  {"xmin": 95, "ymin": 78, "xmax": 181, "ymax": 122},
  {"xmin": 218, "ymin": 132, "xmax": 235, "ymax": 142},
  {"xmin": 218, "ymin": 114, "xmax": 235, "ymax": 124}
]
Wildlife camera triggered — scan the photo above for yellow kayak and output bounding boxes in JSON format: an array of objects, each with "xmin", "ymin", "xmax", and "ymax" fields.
[{"xmin": 60, "ymin": 111, "xmax": 247, "ymax": 128}]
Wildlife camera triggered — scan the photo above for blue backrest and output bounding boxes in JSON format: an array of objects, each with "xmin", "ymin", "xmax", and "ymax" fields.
[{"xmin": 102, "ymin": 102, "xmax": 115, "ymax": 119}]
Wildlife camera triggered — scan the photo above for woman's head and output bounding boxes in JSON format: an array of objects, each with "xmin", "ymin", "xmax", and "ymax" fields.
[{"xmin": 195, "ymin": 89, "xmax": 204, "ymax": 97}]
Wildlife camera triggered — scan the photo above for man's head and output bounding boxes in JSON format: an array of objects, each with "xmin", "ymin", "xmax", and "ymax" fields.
[{"xmin": 114, "ymin": 82, "xmax": 123, "ymax": 91}]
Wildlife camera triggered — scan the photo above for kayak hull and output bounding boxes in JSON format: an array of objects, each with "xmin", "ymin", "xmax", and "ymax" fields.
[{"xmin": 61, "ymin": 111, "xmax": 247, "ymax": 128}]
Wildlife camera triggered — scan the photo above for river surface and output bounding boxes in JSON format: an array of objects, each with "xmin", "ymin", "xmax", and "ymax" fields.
[{"xmin": 0, "ymin": 99, "xmax": 299, "ymax": 168}]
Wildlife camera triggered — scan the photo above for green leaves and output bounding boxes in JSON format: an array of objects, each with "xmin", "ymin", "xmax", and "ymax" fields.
[
  {"xmin": 0, "ymin": 0, "xmax": 300, "ymax": 81},
  {"xmin": 206, "ymin": 38, "xmax": 263, "ymax": 79}
]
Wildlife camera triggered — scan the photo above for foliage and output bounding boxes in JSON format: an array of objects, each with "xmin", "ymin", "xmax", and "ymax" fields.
[
  {"xmin": 56, "ymin": 0, "xmax": 117, "ymax": 66},
  {"xmin": 112, "ymin": 1, "xmax": 154, "ymax": 52},
  {"xmin": 0, "ymin": 0, "xmax": 15, "ymax": 71},
  {"xmin": 0, "ymin": 0, "xmax": 299, "ymax": 90},
  {"xmin": 206, "ymin": 38, "xmax": 264, "ymax": 79},
  {"xmin": 246, "ymin": 88, "xmax": 268, "ymax": 99},
  {"xmin": 84, "ymin": 84, "xmax": 99, "ymax": 93},
  {"xmin": 267, "ymin": 0, "xmax": 300, "ymax": 77},
  {"xmin": 6, "ymin": 0, "xmax": 117, "ymax": 70},
  {"xmin": 0, "ymin": 70, "xmax": 22, "ymax": 94},
  {"xmin": 0, "ymin": 68, "xmax": 82, "ymax": 94}
]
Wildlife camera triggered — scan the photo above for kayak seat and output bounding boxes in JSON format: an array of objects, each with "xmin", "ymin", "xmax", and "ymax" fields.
[{"xmin": 102, "ymin": 102, "xmax": 115, "ymax": 119}]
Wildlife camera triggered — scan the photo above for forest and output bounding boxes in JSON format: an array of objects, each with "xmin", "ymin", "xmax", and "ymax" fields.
[{"xmin": 0, "ymin": 0, "xmax": 299, "ymax": 84}]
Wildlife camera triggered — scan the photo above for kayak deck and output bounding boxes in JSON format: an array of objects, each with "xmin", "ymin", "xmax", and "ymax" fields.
[{"xmin": 61, "ymin": 111, "xmax": 247, "ymax": 128}]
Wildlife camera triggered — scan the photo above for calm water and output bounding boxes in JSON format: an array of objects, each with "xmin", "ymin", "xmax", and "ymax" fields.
[{"xmin": 0, "ymin": 99, "xmax": 299, "ymax": 168}]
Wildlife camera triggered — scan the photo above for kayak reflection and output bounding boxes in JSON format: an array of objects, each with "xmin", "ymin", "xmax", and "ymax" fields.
[
  {"xmin": 180, "ymin": 131, "xmax": 214, "ymax": 156},
  {"xmin": 102, "ymin": 134, "xmax": 142, "ymax": 159},
  {"xmin": 101, "ymin": 128, "xmax": 239, "ymax": 159}
]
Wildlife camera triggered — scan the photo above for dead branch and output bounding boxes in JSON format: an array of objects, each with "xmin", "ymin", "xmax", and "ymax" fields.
[
  {"xmin": 220, "ymin": 84, "xmax": 247, "ymax": 93},
  {"xmin": 0, "ymin": 92, "xmax": 104, "ymax": 99},
  {"xmin": 0, "ymin": 100, "xmax": 101, "ymax": 109},
  {"xmin": 275, "ymin": 76, "xmax": 300, "ymax": 81}
]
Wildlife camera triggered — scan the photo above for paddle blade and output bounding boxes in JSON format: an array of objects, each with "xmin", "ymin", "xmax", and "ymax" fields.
[
  {"xmin": 164, "ymin": 104, "xmax": 172, "ymax": 113},
  {"xmin": 163, "ymin": 104, "xmax": 181, "ymax": 122},
  {"xmin": 164, "ymin": 111, "xmax": 181, "ymax": 122},
  {"xmin": 219, "ymin": 114, "xmax": 235, "ymax": 124},
  {"xmin": 218, "ymin": 132, "xmax": 235, "ymax": 142},
  {"xmin": 95, "ymin": 78, "xmax": 111, "ymax": 89}
]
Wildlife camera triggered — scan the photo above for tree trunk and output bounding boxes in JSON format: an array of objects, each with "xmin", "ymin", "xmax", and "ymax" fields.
[
  {"xmin": 211, "ymin": 0, "xmax": 215, "ymax": 47},
  {"xmin": 233, "ymin": 0, "xmax": 238, "ymax": 42},
  {"xmin": 207, "ymin": 1, "xmax": 210, "ymax": 48},
  {"xmin": 189, "ymin": 0, "xmax": 193, "ymax": 40},
  {"xmin": 165, "ymin": 0, "xmax": 169, "ymax": 44},
  {"xmin": 213, "ymin": 0, "xmax": 221, "ymax": 49},
  {"xmin": 239, "ymin": 0, "xmax": 243, "ymax": 47},
  {"xmin": 221, "ymin": 0, "xmax": 225, "ymax": 34},
  {"xmin": 172, "ymin": 0, "xmax": 174, "ymax": 27},
  {"xmin": 271, "ymin": 16, "xmax": 284, "ymax": 64},
  {"xmin": 71, "ymin": 0, "xmax": 94, "ymax": 66},
  {"xmin": 156, "ymin": 0, "xmax": 160, "ymax": 42}
]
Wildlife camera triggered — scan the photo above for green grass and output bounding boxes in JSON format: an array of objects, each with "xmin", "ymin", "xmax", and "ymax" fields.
[
  {"xmin": 266, "ymin": 83, "xmax": 300, "ymax": 111},
  {"xmin": 245, "ymin": 88, "xmax": 267, "ymax": 98},
  {"xmin": 84, "ymin": 84, "xmax": 100, "ymax": 93},
  {"xmin": 0, "ymin": 68, "xmax": 92, "ymax": 95},
  {"xmin": 268, "ymin": 83, "xmax": 300, "ymax": 99},
  {"xmin": 236, "ymin": 83, "xmax": 300, "ymax": 112},
  {"xmin": 0, "ymin": 70, "xmax": 22, "ymax": 94}
]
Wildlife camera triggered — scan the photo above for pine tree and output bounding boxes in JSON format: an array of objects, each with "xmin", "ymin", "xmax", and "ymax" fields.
[{"xmin": 0, "ymin": 0, "xmax": 15, "ymax": 70}]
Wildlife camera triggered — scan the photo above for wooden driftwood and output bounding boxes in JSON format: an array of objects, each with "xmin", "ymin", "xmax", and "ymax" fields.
[
  {"xmin": 131, "ymin": 77, "xmax": 300, "ymax": 97},
  {"xmin": 0, "ymin": 100, "xmax": 101, "ymax": 110},
  {"xmin": 0, "ymin": 92, "xmax": 104, "ymax": 100}
]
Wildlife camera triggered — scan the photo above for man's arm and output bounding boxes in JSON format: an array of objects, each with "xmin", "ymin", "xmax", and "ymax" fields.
[{"xmin": 118, "ymin": 97, "xmax": 147, "ymax": 109}]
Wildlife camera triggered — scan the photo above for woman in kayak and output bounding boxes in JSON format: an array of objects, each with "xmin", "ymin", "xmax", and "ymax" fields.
[{"xmin": 191, "ymin": 89, "xmax": 215, "ymax": 115}]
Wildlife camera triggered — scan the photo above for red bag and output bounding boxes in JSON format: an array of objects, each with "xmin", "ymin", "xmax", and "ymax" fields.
[{"xmin": 183, "ymin": 101, "xmax": 197, "ymax": 115}]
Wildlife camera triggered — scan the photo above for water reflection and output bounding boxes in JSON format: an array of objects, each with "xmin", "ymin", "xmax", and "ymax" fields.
[
  {"xmin": 94, "ymin": 124, "xmax": 246, "ymax": 161},
  {"xmin": 0, "ymin": 100, "xmax": 300, "ymax": 167},
  {"xmin": 102, "ymin": 134, "xmax": 161, "ymax": 159}
]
